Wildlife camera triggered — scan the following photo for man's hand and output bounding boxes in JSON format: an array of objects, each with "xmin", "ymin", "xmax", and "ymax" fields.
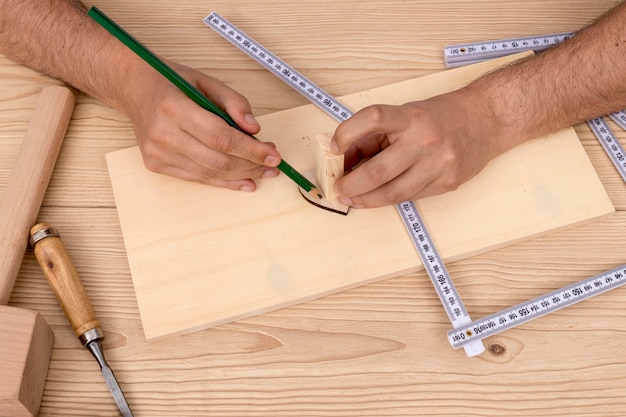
[
  {"xmin": 331, "ymin": 90, "xmax": 501, "ymax": 208},
  {"xmin": 123, "ymin": 61, "xmax": 281, "ymax": 191}
]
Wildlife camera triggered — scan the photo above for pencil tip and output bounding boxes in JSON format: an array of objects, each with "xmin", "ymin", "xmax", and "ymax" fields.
[{"xmin": 308, "ymin": 188, "xmax": 323, "ymax": 200}]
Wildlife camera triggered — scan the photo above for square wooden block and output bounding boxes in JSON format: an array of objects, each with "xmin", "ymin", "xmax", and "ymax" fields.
[{"xmin": 0, "ymin": 306, "xmax": 54, "ymax": 417}]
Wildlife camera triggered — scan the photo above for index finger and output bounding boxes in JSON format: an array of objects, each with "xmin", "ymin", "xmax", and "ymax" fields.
[
  {"xmin": 332, "ymin": 104, "xmax": 405, "ymax": 153},
  {"xmin": 184, "ymin": 109, "xmax": 282, "ymax": 168}
]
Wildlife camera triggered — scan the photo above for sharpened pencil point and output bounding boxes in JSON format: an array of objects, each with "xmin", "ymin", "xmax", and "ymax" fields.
[{"xmin": 308, "ymin": 188, "xmax": 323, "ymax": 200}]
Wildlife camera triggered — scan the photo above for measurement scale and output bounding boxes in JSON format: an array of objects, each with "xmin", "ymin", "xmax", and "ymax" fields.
[
  {"xmin": 444, "ymin": 32, "xmax": 575, "ymax": 68},
  {"xmin": 449, "ymin": 264, "xmax": 626, "ymax": 348},
  {"xmin": 587, "ymin": 117, "xmax": 626, "ymax": 183},
  {"xmin": 396, "ymin": 201, "xmax": 484, "ymax": 356},
  {"xmin": 204, "ymin": 13, "xmax": 352, "ymax": 123},
  {"xmin": 205, "ymin": 14, "xmax": 625, "ymax": 353},
  {"xmin": 205, "ymin": 11, "xmax": 485, "ymax": 356},
  {"xmin": 608, "ymin": 109, "xmax": 626, "ymax": 131}
]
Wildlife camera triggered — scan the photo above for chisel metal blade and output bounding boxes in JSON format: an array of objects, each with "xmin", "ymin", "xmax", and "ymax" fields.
[
  {"xmin": 88, "ymin": 339, "xmax": 134, "ymax": 417},
  {"xmin": 101, "ymin": 365, "xmax": 134, "ymax": 417}
]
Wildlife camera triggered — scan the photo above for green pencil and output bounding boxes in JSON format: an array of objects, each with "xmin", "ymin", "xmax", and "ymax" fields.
[{"xmin": 88, "ymin": 6, "xmax": 321, "ymax": 199}]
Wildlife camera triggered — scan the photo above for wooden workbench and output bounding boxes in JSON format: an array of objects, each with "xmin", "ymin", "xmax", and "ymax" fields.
[{"xmin": 2, "ymin": 1, "xmax": 626, "ymax": 415}]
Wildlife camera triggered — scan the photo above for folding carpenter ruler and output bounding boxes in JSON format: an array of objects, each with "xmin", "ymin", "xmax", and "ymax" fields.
[
  {"xmin": 444, "ymin": 32, "xmax": 575, "ymax": 68},
  {"xmin": 205, "ymin": 15, "xmax": 626, "ymax": 353},
  {"xmin": 205, "ymin": 12, "xmax": 485, "ymax": 357}
]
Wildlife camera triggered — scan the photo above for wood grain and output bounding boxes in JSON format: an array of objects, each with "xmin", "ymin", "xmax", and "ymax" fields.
[
  {"xmin": 315, "ymin": 133, "xmax": 343, "ymax": 202},
  {"xmin": 2, "ymin": 0, "xmax": 626, "ymax": 415},
  {"xmin": 107, "ymin": 52, "xmax": 613, "ymax": 341},
  {"xmin": 0, "ymin": 306, "xmax": 53, "ymax": 417},
  {"xmin": 31, "ymin": 223, "xmax": 101, "ymax": 339},
  {"xmin": 0, "ymin": 86, "xmax": 73, "ymax": 417},
  {"xmin": 0, "ymin": 86, "xmax": 74, "ymax": 305}
]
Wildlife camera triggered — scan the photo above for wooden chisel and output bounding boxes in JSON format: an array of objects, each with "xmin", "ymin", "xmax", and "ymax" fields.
[{"xmin": 29, "ymin": 222, "xmax": 134, "ymax": 417}]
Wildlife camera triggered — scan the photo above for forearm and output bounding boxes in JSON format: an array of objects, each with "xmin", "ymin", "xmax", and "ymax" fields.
[
  {"xmin": 463, "ymin": 1, "xmax": 626, "ymax": 152},
  {"xmin": 0, "ymin": 0, "xmax": 145, "ymax": 114}
]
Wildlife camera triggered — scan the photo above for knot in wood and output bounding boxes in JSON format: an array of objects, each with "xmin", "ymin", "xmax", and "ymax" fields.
[{"xmin": 488, "ymin": 342, "xmax": 506, "ymax": 356}]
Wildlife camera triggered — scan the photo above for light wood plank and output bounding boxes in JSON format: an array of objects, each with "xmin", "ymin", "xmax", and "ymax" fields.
[
  {"xmin": 107, "ymin": 53, "xmax": 614, "ymax": 341},
  {"xmin": 2, "ymin": 1, "xmax": 626, "ymax": 414},
  {"xmin": 19, "ymin": 213, "xmax": 626, "ymax": 417}
]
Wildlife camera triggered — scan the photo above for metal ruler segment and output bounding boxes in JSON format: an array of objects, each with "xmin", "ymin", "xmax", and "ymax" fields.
[
  {"xmin": 204, "ymin": 13, "xmax": 352, "ymax": 122},
  {"xmin": 448, "ymin": 264, "xmax": 626, "ymax": 349},
  {"xmin": 587, "ymin": 117, "xmax": 626, "ymax": 183},
  {"xmin": 395, "ymin": 202, "xmax": 468, "ymax": 324},
  {"xmin": 608, "ymin": 109, "xmax": 626, "ymax": 130},
  {"xmin": 204, "ymin": 11, "xmax": 485, "ymax": 356},
  {"xmin": 444, "ymin": 31, "xmax": 575, "ymax": 68}
]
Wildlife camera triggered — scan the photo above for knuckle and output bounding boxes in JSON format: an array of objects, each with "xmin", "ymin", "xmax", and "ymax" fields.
[
  {"xmin": 383, "ymin": 188, "xmax": 408, "ymax": 205},
  {"xmin": 140, "ymin": 140, "xmax": 160, "ymax": 159},
  {"xmin": 204, "ymin": 153, "xmax": 231, "ymax": 173},
  {"xmin": 364, "ymin": 105, "xmax": 387, "ymax": 124},
  {"xmin": 443, "ymin": 174, "xmax": 463, "ymax": 191},
  {"xmin": 404, "ymin": 102, "xmax": 427, "ymax": 120},
  {"xmin": 440, "ymin": 146, "xmax": 460, "ymax": 167},
  {"xmin": 437, "ymin": 168, "xmax": 463, "ymax": 192},
  {"xmin": 158, "ymin": 94, "xmax": 180, "ymax": 118},
  {"xmin": 226, "ymin": 94, "xmax": 251, "ymax": 112},
  {"xmin": 203, "ymin": 169, "xmax": 220, "ymax": 180},
  {"xmin": 211, "ymin": 130, "xmax": 237, "ymax": 153},
  {"xmin": 363, "ymin": 161, "xmax": 387, "ymax": 184},
  {"xmin": 142, "ymin": 122, "xmax": 174, "ymax": 149},
  {"xmin": 142, "ymin": 156, "xmax": 162, "ymax": 173},
  {"xmin": 438, "ymin": 153, "xmax": 463, "ymax": 190}
]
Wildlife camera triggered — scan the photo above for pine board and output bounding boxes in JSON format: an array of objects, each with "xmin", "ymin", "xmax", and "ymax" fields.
[{"xmin": 107, "ymin": 53, "xmax": 614, "ymax": 340}]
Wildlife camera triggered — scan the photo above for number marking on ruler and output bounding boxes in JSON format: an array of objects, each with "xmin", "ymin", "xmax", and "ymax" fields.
[
  {"xmin": 395, "ymin": 202, "xmax": 484, "ymax": 356},
  {"xmin": 587, "ymin": 117, "xmax": 626, "ymax": 183},
  {"xmin": 204, "ymin": 11, "xmax": 485, "ymax": 356},
  {"xmin": 204, "ymin": 13, "xmax": 352, "ymax": 122},
  {"xmin": 444, "ymin": 31, "xmax": 575, "ymax": 68},
  {"xmin": 448, "ymin": 264, "xmax": 626, "ymax": 349}
]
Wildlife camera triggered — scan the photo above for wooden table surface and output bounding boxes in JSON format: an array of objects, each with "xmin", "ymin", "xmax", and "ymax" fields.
[{"xmin": 2, "ymin": 1, "xmax": 626, "ymax": 416}]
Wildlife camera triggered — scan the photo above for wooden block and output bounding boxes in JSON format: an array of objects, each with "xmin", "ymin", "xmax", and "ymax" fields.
[
  {"xmin": 106, "ymin": 52, "xmax": 615, "ymax": 340},
  {"xmin": 315, "ymin": 133, "xmax": 343, "ymax": 202},
  {"xmin": 0, "ymin": 85, "xmax": 74, "ymax": 305},
  {"xmin": 0, "ymin": 306, "xmax": 54, "ymax": 417}
]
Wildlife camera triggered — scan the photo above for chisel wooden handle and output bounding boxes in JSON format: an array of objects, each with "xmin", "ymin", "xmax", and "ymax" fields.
[
  {"xmin": 30, "ymin": 222, "xmax": 102, "ymax": 343},
  {"xmin": 0, "ymin": 86, "xmax": 75, "ymax": 306}
]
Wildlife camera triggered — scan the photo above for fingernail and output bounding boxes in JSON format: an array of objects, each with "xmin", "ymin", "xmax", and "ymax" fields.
[
  {"xmin": 263, "ymin": 169, "xmax": 279, "ymax": 178},
  {"xmin": 264, "ymin": 155, "xmax": 281, "ymax": 166},
  {"xmin": 245, "ymin": 113, "xmax": 259, "ymax": 126},
  {"xmin": 240, "ymin": 184, "xmax": 255, "ymax": 192},
  {"xmin": 330, "ymin": 140, "xmax": 339, "ymax": 153},
  {"xmin": 338, "ymin": 196, "xmax": 353, "ymax": 206}
]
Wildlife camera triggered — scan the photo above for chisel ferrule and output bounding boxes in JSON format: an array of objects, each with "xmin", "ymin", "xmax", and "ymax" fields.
[
  {"xmin": 29, "ymin": 226, "xmax": 60, "ymax": 247},
  {"xmin": 79, "ymin": 326, "xmax": 104, "ymax": 347}
]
